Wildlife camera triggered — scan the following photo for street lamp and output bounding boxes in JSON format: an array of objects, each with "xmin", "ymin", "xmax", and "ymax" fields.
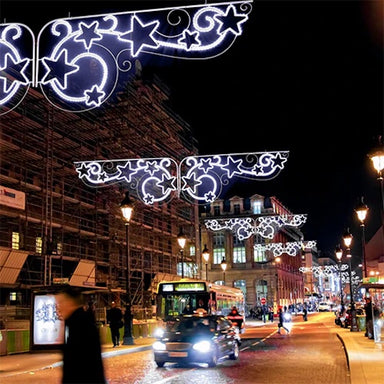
[
  {"xmin": 355, "ymin": 197, "xmax": 369, "ymax": 278},
  {"xmin": 120, "ymin": 191, "xmax": 134, "ymax": 345},
  {"xmin": 202, "ymin": 244, "xmax": 210, "ymax": 281},
  {"xmin": 342, "ymin": 229, "xmax": 358, "ymax": 332},
  {"xmin": 221, "ymin": 257, "xmax": 227, "ymax": 285},
  {"xmin": 177, "ymin": 227, "xmax": 186, "ymax": 278},
  {"xmin": 335, "ymin": 245, "xmax": 344, "ymax": 311},
  {"xmin": 368, "ymin": 137, "xmax": 384, "ymax": 213}
]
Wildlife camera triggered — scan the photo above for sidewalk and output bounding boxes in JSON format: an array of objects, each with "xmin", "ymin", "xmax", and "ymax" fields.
[
  {"xmin": 0, "ymin": 320, "xmax": 383, "ymax": 383},
  {"xmin": 334, "ymin": 326, "xmax": 384, "ymax": 384}
]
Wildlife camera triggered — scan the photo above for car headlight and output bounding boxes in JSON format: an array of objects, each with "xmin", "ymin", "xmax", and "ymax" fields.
[
  {"xmin": 153, "ymin": 328, "xmax": 165, "ymax": 338},
  {"xmin": 153, "ymin": 341, "xmax": 166, "ymax": 351},
  {"xmin": 193, "ymin": 340, "xmax": 212, "ymax": 353}
]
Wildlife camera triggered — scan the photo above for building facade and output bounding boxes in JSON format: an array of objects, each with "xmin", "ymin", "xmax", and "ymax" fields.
[
  {"xmin": 200, "ymin": 194, "xmax": 307, "ymax": 314},
  {"xmin": 0, "ymin": 65, "xmax": 199, "ymax": 316}
]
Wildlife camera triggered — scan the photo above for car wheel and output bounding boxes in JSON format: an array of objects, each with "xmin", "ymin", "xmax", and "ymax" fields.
[
  {"xmin": 155, "ymin": 360, "xmax": 165, "ymax": 368},
  {"xmin": 208, "ymin": 348, "xmax": 218, "ymax": 367},
  {"xmin": 229, "ymin": 341, "xmax": 239, "ymax": 360}
]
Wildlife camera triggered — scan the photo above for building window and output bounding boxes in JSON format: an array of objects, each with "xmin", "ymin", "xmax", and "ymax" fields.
[
  {"xmin": 233, "ymin": 246, "xmax": 246, "ymax": 263},
  {"xmin": 36, "ymin": 237, "xmax": 42, "ymax": 254},
  {"xmin": 253, "ymin": 248, "xmax": 267, "ymax": 263},
  {"xmin": 256, "ymin": 280, "xmax": 268, "ymax": 303},
  {"xmin": 213, "ymin": 205, "xmax": 220, "ymax": 216},
  {"xmin": 253, "ymin": 201, "xmax": 262, "ymax": 214},
  {"xmin": 189, "ymin": 245, "xmax": 195, "ymax": 256},
  {"xmin": 212, "ymin": 232, "xmax": 225, "ymax": 264},
  {"xmin": 213, "ymin": 248, "xmax": 225, "ymax": 264},
  {"xmin": 233, "ymin": 234, "xmax": 245, "ymax": 263},
  {"xmin": 234, "ymin": 203, "xmax": 240, "ymax": 215},
  {"xmin": 57, "ymin": 242, "xmax": 63, "ymax": 255},
  {"xmin": 234, "ymin": 279, "xmax": 246, "ymax": 296},
  {"xmin": 12, "ymin": 232, "xmax": 20, "ymax": 249}
]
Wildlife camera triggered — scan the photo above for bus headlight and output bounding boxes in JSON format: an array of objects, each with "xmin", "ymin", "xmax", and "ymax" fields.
[
  {"xmin": 153, "ymin": 341, "xmax": 166, "ymax": 351},
  {"xmin": 193, "ymin": 340, "xmax": 212, "ymax": 353}
]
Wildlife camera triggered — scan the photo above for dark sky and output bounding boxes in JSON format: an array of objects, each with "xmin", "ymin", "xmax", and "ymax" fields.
[{"xmin": 2, "ymin": 0, "xmax": 383, "ymax": 259}]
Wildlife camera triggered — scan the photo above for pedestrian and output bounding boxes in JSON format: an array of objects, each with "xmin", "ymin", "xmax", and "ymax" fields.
[
  {"xmin": 277, "ymin": 308, "xmax": 290, "ymax": 334},
  {"xmin": 303, "ymin": 304, "xmax": 308, "ymax": 321},
  {"xmin": 268, "ymin": 306, "xmax": 274, "ymax": 322},
  {"xmin": 107, "ymin": 301, "xmax": 123, "ymax": 347},
  {"xmin": 55, "ymin": 286, "xmax": 106, "ymax": 384},
  {"xmin": 364, "ymin": 297, "xmax": 373, "ymax": 339}
]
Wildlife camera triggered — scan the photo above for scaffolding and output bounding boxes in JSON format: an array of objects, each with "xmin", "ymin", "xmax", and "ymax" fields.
[{"xmin": 0, "ymin": 68, "xmax": 199, "ymax": 312}]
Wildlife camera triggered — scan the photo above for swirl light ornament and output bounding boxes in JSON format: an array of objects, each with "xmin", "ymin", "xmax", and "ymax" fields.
[
  {"xmin": 34, "ymin": 1, "xmax": 252, "ymax": 112},
  {"xmin": 0, "ymin": 23, "xmax": 35, "ymax": 115},
  {"xmin": 254, "ymin": 240, "xmax": 317, "ymax": 257},
  {"xmin": 204, "ymin": 213, "xmax": 306, "ymax": 240},
  {"xmin": 74, "ymin": 150, "xmax": 288, "ymax": 205}
]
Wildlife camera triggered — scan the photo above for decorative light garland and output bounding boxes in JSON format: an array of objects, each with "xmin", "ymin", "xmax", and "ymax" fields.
[
  {"xmin": 74, "ymin": 150, "xmax": 288, "ymax": 205},
  {"xmin": 204, "ymin": 212, "xmax": 306, "ymax": 240},
  {"xmin": 299, "ymin": 265, "xmax": 361, "ymax": 285},
  {"xmin": 1, "ymin": 1, "xmax": 253, "ymax": 114},
  {"xmin": 254, "ymin": 240, "xmax": 317, "ymax": 256}
]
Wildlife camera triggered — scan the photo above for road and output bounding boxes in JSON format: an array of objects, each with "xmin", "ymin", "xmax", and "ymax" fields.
[{"xmin": 1, "ymin": 312, "xmax": 350, "ymax": 384}]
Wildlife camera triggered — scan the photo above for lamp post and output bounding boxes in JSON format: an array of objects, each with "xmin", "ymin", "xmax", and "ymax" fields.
[
  {"xmin": 355, "ymin": 197, "xmax": 369, "ymax": 278},
  {"xmin": 120, "ymin": 191, "xmax": 134, "ymax": 345},
  {"xmin": 177, "ymin": 228, "xmax": 186, "ymax": 278},
  {"xmin": 335, "ymin": 245, "xmax": 344, "ymax": 312},
  {"xmin": 342, "ymin": 229, "xmax": 358, "ymax": 332},
  {"xmin": 221, "ymin": 257, "xmax": 227, "ymax": 285},
  {"xmin": 202, "ymin": 244, "xmax": 210, "ymax": 281}
]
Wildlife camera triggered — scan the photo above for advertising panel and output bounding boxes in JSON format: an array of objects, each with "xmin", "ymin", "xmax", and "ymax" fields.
[{"xmin": 32, "ymin": 293, "xmax": 64, "ymax": 346}]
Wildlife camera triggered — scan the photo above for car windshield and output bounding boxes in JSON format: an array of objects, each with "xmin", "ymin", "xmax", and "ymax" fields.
[{"xmin": 171, "ymin": 317, "xmax": 215, "ymax": 333}]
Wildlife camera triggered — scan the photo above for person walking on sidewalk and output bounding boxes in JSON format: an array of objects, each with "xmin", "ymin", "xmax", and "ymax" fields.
[
  {"xmin": 364, "ymin": 297, "xmax": 373, "ymax": 339},
  {"xmin": 56, "ymin": 286, "xmax": 106, "ymax": 384},
  {"xmin": 107, "ymin": 301, "xmax": 123, "ymax": 347}
]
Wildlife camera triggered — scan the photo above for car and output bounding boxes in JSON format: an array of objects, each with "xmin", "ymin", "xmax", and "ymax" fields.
[
  {"xmin": 152, "ymin": 314, "xmax": 241, "ymax": 368},
  {"xmin": 318, "ymin": 302, "xmax": 331, "ymax": 312}
]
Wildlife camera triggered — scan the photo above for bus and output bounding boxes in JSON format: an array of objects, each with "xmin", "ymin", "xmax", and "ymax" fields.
[{"xmin": 155, "ymin": 278, "xmax": 245, "ymax": 325}]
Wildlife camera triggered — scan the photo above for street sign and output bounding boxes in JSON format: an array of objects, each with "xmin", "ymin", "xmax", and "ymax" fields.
[{"xmin": 261, "ymin": 297, "xmax": 266, "ymax": 305}]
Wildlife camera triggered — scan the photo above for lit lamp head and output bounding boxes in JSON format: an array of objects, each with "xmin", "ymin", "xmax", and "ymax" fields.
[
  {"xmin": 274, "ymin": 256, "xmax": 281, "ymax": 263},
  {"xmin": 220, "ymin": 257, "xmax": 227, "ymax": 272},
  {"xmin": 177, "ymin": 228, "xmax": 186, "ymax": 249},
  {"xmin": 355, "ymin": 197, "xmax": 369, "ymax": 225},
  {"xmin": 342, "ymin": 229, "xmax": 353, "ymax": 249},
  {"xmin": 202, "ymin": 244, "xmax": 210, "ymax": 263},
  {"xmin": 335, "ymin": 245, "xmax": 343, "ymax": 262},
  {"xmin": 368, "ymin": 140, "xmax": 384, "ymax": 178},
  {"xmin": 120, "ymin": 191, "xmax": 134, "ymax": 222}
]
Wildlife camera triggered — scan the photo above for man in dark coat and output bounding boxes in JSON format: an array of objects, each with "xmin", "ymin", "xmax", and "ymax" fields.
[
  {"xmin": 107, "ymin": 301, "xmax": 123, "ymax": 347},
  {"xmin": 56, "ymin": 287, "xmax": 106, "ymax": 384}
]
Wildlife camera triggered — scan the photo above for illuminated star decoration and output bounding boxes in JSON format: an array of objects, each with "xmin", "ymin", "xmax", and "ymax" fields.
[
  {"xmin": 33, "ymin": 1, "xmax": 253, "ymax": 112},
  {"xmin": 204, "ymin": 213, "xmax": 306, "ymax": 240},
  {"xmin": 0, "ymin": 23, "xmax": 34, "ymax": 115},
  {"xmin": 74, "ymin": 150, "xmax": 288, "ymax": 205}
]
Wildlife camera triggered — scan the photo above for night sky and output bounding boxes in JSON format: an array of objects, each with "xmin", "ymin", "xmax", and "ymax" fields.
[{"xmin": 1, "ymin": 0, "xmax": 383, "ymax": 260}]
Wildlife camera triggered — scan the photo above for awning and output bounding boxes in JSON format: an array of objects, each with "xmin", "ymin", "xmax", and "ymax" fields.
[
  {"xmin": 0, "ymin": 247, "xmax": 29, "ymax": 285},
  {"xmin": 69, "ymin": 259, "xmax": 96, "ymax": 288}
]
